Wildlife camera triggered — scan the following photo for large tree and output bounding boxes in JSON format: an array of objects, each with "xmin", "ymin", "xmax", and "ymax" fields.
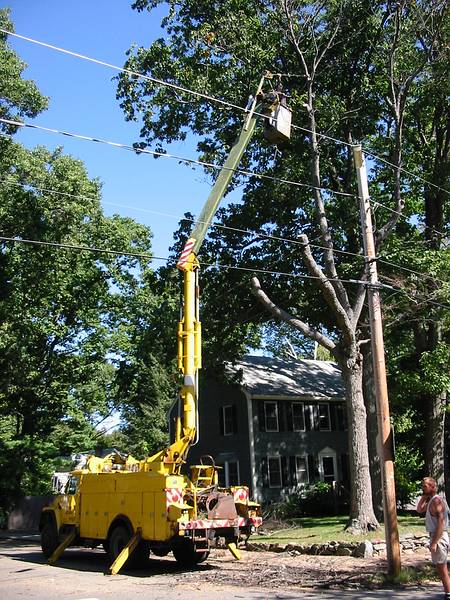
[
  {"xmin": 117, "ymin": 0, "xmax": 448, "ymax": 530},
  {"xmin": 0, "ymin": 11, "xmax": 177, "ymax": 512}
]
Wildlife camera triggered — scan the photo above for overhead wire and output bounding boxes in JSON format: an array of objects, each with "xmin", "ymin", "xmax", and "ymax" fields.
[
  {"xmin": 2, "ymin": 176, "xmax": 449, "ymax": 292},
  {"xmin": 2, "ymin": 28, "xmax": 449, "ymax": 197},
  {"xmin": 0, "ymin": 117, "xmax": 355, "ymax": 198},
  {"xmin": 0, "ymin": 31, "xmax": 447, "ymax": 299},
  {"xmin": 0, "ymin": 234, "xmax": 391, "ymax": 289},
  {"xmin": 3, "ymin": 234, "xmax": 450, "ymax": 308}
]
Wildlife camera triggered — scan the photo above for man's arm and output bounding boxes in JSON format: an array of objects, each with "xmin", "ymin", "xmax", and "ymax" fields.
[
  {"xmin": 417, "ymin": 494, "xmax": 429, "ymax": 514},
  {"xmin": 430, "ymin": 497, "xmax": 446, "ymax": 551}
]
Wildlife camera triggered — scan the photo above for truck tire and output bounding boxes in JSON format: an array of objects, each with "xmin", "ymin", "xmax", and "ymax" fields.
[
  {"xmin": 172, "ymin": 538, "xmax": 209, "ymax": 567},
  {"xmin": 108, "ymin": 525, "xmax": 148, "ymax": 569},
  {"xmin": 41, "ymin": 520, "xmax": 59, "ymax": 558}
]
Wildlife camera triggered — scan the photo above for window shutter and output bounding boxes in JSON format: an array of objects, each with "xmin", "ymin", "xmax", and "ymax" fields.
[
  {"xmin": 278, "ymin": 401, "xmax": 286, "ymax": 431},
  {"xmin": 286, "ymin": 403, "xmax": 293, "ymax": 431},
  {"xmin": 330, "ymin": 403, "xmax": 337, "ymax": 431},
  {"xmin": 289, "ymin": 456, "xmax": 297, "ymax": 485},
  {"xmin": 260, "ymin": 456, "xmax": 269, "ymax": 487},
  {"xmin": 232, "ymin": 405, "xmax": 238, "ymax": 434},
  {"xmin": 280, "ymin": 456, "xmax": 289, "ymax": 487},
  {"xmin": 305, "ymin": 405, "xmax": 312, "ymax": 431},
  {"xmin": 307, "ymin": 454, "xmax": 316, "ymax": 482},
  {"xmin": 258, "ymin": 401, "xmax": 266, "ymax": 432},
  {"xmin": 219, "ymin": 406, "xmax": 224, "ymax": 435}
]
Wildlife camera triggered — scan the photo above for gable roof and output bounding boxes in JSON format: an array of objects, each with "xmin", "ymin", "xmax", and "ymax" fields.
[{"xmin": 228, "ymin": 355, "xmax": 345, "ymax": 399}]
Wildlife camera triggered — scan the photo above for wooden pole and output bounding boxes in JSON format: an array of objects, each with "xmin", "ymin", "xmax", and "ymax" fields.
[{"xmin": 353, "ymin": 145, "xmax": 401, "ymax": 578}]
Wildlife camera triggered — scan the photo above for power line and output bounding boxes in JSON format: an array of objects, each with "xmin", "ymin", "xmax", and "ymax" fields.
[
  {"xmin": 2, "ymin": 28, "xmax": 449, "ymax": 198},
  {"xmin": 373, "ymin": 199, "xmax": 449, "ymax": 242},
  {"xmin": 0, "ymin": 177, "xmax": 361, "ymax": 257},
  {"xmin": 0, "ymin": 234, "xmax": 393, "ymax": 289},
  {"xmin": 0, "ymin": 117, "xmax": 356, "ymax": 198},
  {"xmin": 4, "ymin": 234, "xmax": 450, "ymax": 309},
  {"xmin": 3, "ymin": 177, "xmax": 449, "ymax": 291},
  {"xmin": 364, "ymin": 147, "xmax": 450, "ymax": 196}
]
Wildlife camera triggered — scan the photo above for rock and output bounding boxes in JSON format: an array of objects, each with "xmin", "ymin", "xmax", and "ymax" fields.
[
  {"xmin": 353, "ymin": 540, "xmax": 374, "ymax": 558},
  {"xmin": 336, "ymin": 546, "xmax": 352, "ymax": 556}
]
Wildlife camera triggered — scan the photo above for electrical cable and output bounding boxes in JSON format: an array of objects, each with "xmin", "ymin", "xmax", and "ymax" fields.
[
  {"xmin": 0, "ymin": 234, "xmax": 393, "ymax": 289},
  {"xmin": 3, "ymin": 176, "xmax": 449, "ymax": 291},
  {"xmin": 2, "ymin": 28, "xmax": 449, "ymax": 197},
  {"xmin": 373, "ymin": 199, "xmax": 449, "ymax": 242},
  {"xmin": 0, "ymin": 117, "xmax": 356, "ymax": 198}
]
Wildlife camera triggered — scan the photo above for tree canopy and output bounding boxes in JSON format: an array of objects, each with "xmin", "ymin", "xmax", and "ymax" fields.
[
  {"xmin": 0, "ymin": 9, "xmax": 179, "ymax": 513},
  {"xmin": 117, "ymin": 0, "xmax": 449, "ymax": 528}
]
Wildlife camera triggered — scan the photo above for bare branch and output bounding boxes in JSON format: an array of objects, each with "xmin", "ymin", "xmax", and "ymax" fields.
[
  {"xmin": 298, "ymin": 234, "xmax": 355, "ymax": 346},
  {"xmin": 250, "ymin": 276, "xmax": 336, "ymax": 354}
]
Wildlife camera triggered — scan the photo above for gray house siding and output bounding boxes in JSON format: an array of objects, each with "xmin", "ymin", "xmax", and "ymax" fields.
[
  {"xmin": 252, "ymin": 397, "xmax": 348, "ymax": 503},
  {"xmin": 184, "ymin": 378, "xmax": 253, "ymax": 490},
  {"xmin": 175, "ymin": 356, "xmax": 348, "ymax": 506}
]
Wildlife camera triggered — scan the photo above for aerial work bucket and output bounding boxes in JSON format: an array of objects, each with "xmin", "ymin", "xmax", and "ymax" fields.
[{"xmin": 264, "ymin": 103, "xmax": 292, "ymax": 145}]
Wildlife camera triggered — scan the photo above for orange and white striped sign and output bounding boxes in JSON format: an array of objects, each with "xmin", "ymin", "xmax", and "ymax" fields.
[
  {"xmin": 233, "ymin": 488, "xmax": 248, "ymax": 504},
  {"xmin": 177, "ymin": 238, "xmax": 195, "ymax": 269},
  {"xmin": 165, "ymin": 488, "xmax": 184, "ymax": 508}
]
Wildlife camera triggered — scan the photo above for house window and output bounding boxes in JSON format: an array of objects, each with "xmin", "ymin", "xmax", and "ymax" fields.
[
  {"xmin": 322, "ymin": 456, "xmax": 335, "ymax": 483},
  {"xmin": 222, "ymin": 405, "xmax": 236, "ymax": 436},
  {"xmin": 295, "ymin": 456, "xmax": 309, "ymax": 484},
  {"xmin": 318, "ymin": 403, "xmax": 331, "ymax": 431},
  {"xmin": 217, "ymin": 461, "xmax": 240, "ymax": 486},
  {"xmin": 227, "ymin": 461, "xmax": 240, "ymax": 486},
  {"xmin": 268, "ymin": 456, "xmax": 282, "ymax": 487},
  {"xmin": 318, "ymin": 447, "xmax": 337, "ymax": 483},
  {"xmin": 264, "ymin": 401, "xmax": 279, "ymax": 432},
  {"xmin": 292, "ymin": 402, "xmax": 305, "ymax": 431}
]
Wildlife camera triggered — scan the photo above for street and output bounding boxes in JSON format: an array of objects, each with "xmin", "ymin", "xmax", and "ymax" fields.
[{"xmin": 0, "ymin": 534, "xmax": 444, "ymax": 600}]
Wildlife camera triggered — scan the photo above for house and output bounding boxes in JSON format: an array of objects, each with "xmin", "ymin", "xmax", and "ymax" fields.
[{"xmin": 180, "ymin": 355, "xmax": 349, "ymax": 504}]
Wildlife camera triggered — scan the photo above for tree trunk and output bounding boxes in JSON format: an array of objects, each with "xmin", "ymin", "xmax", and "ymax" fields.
[
  {"xmin": 424, "ymin": 390, "xmax": 447, "ymax": 492},
  {"xmin": 339, "ymin": 351, "xmax": 379, "ymax": 532},
  {"xmin": 361, "ymin": 340, "xmax": 383, "ymax": 520},
  {"xmin": 415, "ymin": 321, "xmax": 447, "ymax": 493}
]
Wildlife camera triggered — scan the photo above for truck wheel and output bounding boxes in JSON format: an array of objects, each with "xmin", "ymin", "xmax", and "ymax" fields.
[
  {"xmin": 172, "ymin": 538, "xmax": 209, "ymax": 567},
  {"xmin": 41, "ymin": 521, "xmax": 59, "ymax": 558},
  {"xmin": 108, "ymin": 525, "xmax": 148, "ymax": 569}
]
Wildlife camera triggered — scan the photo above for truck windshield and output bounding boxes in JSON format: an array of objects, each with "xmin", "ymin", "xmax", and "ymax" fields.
[{"xmin": 65, "ymin": 476, "xmax": 80, "ymax": 495}]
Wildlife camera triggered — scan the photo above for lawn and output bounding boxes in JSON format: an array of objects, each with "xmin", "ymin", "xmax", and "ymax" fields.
[{"xmin": 254, "ymin": 514, "xmax": 426, "ymax": 544}]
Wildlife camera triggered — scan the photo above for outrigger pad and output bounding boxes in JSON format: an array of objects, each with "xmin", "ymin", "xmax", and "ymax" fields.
[{"xmin": 226, "ymin": 542, "xmax": 241, "ymax": 560}]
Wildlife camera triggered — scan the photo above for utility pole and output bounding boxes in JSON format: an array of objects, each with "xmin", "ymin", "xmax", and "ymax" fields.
[{"xmin": 353, "ymin": 145, "xmax": 401, "ymax": 578}]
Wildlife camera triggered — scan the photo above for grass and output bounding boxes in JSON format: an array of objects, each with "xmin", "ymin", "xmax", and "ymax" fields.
[{"xmin": 254, "ymin": 514, "xmax": 426, "ymax": 544}]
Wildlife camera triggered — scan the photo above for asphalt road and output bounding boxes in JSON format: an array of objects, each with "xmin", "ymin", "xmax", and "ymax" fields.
[{"xmin": 0, "ymin": 534, "xmax": 445, "ymax": 600}]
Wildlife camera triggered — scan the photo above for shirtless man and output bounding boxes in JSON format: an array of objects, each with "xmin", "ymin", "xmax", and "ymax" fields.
[{"xmin": 417, "ymin": 477, "xmax": 450, "ymax": 599}]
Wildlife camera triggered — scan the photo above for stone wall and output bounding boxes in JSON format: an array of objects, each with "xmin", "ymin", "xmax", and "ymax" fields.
[{"xmin": 247, "ymin": 533, "xmax": 429, "ymax": 558}]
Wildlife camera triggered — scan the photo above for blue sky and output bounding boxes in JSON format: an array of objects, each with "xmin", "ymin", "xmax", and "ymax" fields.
[{"xmin": 6, "ymin": 0, "xmax": 221, "ymax": 261}]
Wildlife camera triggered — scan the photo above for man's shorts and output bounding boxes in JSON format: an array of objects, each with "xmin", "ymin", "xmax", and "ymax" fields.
[{"xmin": 430, "ymin": 534, "xmax": 449, "ymax": 565}]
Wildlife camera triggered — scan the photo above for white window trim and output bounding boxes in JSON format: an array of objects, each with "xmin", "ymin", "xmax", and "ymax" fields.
[
  {"xmin": 291, "ymin": 402, "xmax": 306, "ymax": 432},
  {"xmin": 264, "ymin": 401, "xmax": 279, "ymax": 432},
  {"xmin": 268, "ymin": 455, "xmax": 282, "ymax": 488},
  {"xmin": 222, "ymin": 405, "xmax": 234, "ymax": 436},
  {"xmin": 295, "ymin": 454, "xmax": 309, "ymax": 485},
  {"xmin": 318, "ymin": 403, "xmax": 331, "ymax": 431}
]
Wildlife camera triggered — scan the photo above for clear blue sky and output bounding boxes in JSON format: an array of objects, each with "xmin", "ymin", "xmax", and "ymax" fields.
[{"xmin": 6, "ymin": 0, "xmax": 220, "ymax": 261}]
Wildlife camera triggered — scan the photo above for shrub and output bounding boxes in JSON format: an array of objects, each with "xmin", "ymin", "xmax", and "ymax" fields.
[{"xmin": 269, "ymin": 482, "xmax": 348, "ymax": 519}]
